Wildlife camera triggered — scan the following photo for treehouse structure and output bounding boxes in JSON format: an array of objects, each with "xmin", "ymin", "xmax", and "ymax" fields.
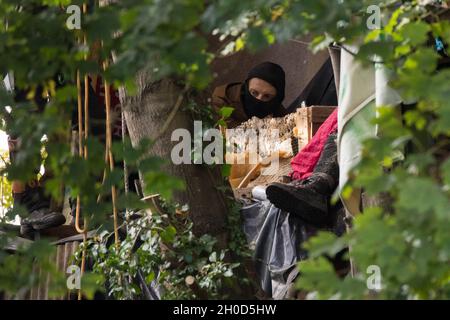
[{"xmin": 1, "ymin": 37, "xmax": 340, "ymax": 300}]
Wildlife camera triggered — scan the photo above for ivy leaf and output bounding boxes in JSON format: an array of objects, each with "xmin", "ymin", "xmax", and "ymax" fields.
[
  {"xmin": 160, "ymin": 225, "xmax": 177, "ymax": 244},
  {"xmin": 146, "ymin": 271, "xmax": 155, "ymax": 283}
]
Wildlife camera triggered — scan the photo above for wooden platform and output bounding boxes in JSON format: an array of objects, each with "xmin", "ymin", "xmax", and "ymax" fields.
[
  {"xmin": 232, "ymin": 157, "xmax": 292, "ymax": 199},
  {"xmin": 39, "ymin": 225, "xmax": 81, "ymax": 241},
  {"xmin": 1, "ymin": 225, "xmax": 97, "ymax": 300}
]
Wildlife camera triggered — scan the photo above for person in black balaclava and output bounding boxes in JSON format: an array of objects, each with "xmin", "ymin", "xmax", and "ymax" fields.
[
  {"xmin": 241, "ymin": 62, "xmax": 286, "ymax": 119},
  {"xmin": 212, "ymin": 61, "xmax": 287, "ymax": 128}
]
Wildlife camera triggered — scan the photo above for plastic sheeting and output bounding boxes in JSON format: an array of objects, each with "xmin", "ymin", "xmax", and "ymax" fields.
[
  {"xmin": 241, "ymin": 197, "xmax": 346, "ymax": 299},
  {"xmin": 241, "ymin": 200, "xmax": 310, "ymax": 299}
]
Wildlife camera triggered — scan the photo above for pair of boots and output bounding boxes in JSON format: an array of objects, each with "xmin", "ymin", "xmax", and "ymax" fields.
[
  {"xmin": 8, "ymin": 137, "xmax": 66, "ymax": 236},
  {"xmin": 15, "ymin": 183, "xmax": 66, "ymax": 236},
  {"xmin": 266, "ymin": 133, "xmax": 339, "ymax": 226}
]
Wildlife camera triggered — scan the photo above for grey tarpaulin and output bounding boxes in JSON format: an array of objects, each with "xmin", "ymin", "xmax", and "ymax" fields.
[
  {"xmin": 241, "ymin": 200, "xmax": 313, "ymax": 299},
  {"xmin": 241, "ymin": 198, "xmax": 347, "ymax": 299}
]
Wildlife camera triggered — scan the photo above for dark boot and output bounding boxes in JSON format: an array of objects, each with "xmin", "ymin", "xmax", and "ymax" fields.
[
  {"xmin": 21, "ymin": 208, "xmax": 66, "ymax": 231},
  {"xmin": 266, "ymin": 133, "xmax": 338, "ymax": 226},
  {"xmin": 16, "ymin": 183, "xmax": 65, "ymax": 236},
  {"xmin": 14, "ymin": 183, "xmax": 51, "ymax": 213}
]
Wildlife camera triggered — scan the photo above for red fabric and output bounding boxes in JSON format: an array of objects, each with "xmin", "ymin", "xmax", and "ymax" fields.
[{"xmin": 290, "ymin": 108, "xmax": 338, "ymax": 180}]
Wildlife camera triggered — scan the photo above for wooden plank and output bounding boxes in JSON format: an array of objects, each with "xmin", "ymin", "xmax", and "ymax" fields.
[
  {"xmin": 4, "ymin": 237, "xmax": 84, "ymax": 300},
  {"xmin": 295, "ymin": 106, "xmax": 336, "ymax": 150},
  {"xmin": 54, "ymin": 244, "xmax": 63, "ymax": 300},
  {"xmin": 68, "ymin": 242, "xmax": 80, "ymax": 300},
  {"xmin": 51, "ymin": 230, "xmax": 96, "ymax": 246},
  {"xmin": 36, "ymin": 266, "xmax": 44, "ymax": 300},
  {"xmin": 36, "ymin": 246, "xmax": 58, "ymax": 300},
  {"xmin": 39, "ymin": 225, "xmax": 80, "ymax": 241},
  {"xmin": 0, "ymin": 231, "xmax": 33, "ymax": 252},
  {"xmin": 29, "ymin": 263, "xmax": 38, "ymax": 300},
  {"xmin": 43, "ymin": 254, "xmax": 52, "ymax": 300},
  {"xmin": 309, "ymin": 106, "xmax": 336, "ymax": 119},
  {"xmin": 64, "ymin": 242, "xmax": 72, "ymax": 300},
  {"xmin": 245, "ymin": 157, "xmax": 292, "ymax": 189}
]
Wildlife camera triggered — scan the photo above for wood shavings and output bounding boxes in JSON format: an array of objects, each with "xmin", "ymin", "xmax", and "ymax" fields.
[{"xmin": 225, "ymin": 113, "xmax": 297, "ymax": 159}]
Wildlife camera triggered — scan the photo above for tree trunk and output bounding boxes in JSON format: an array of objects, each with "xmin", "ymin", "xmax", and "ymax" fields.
[{"xmin": 119, "ymin": 72, "xmax": 229, "ymax": 241}]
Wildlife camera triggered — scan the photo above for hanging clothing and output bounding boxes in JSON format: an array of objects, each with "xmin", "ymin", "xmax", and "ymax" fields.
[{"xmin": 286, "ymin": 57, "xmax": 338, "ymax": 112}]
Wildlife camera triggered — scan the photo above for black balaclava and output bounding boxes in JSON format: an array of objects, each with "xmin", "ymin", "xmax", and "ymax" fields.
[{"xmin": 241, "ymin": 62, "xmax": 285, "ymax": 118}]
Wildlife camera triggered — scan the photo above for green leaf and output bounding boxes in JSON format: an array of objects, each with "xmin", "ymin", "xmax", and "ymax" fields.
[
  {"xmin": 396, "ymin": 177, "xmax": 450, "ymax": 220},
  {"xmin": 441, "ymin": 158, "xmax": 450, "ymax": 188},
  {"xmin": 221, "ymin": 163, "xmax": 231, "ymax": 177},
  {"xmin": 399, "ymin": 21, "xmax": 430, "ymax": 46},
  {"xmin": 303, "ymin": 231, "xmax": 348, "ymax": 259},
  {"xmin": 160, "ymin": 225, "xmax": 177, "ymax": 244},
  {"xmin": 146, "ymin": 271, "xmax": 155, "ymax": 283},
  {"xmin": 216, "ymin": 119, "xmax": 226, "ymax": 127},
  {"xmin": 402, "ymin": 48, "xmax": 438, "ymax": 73},
  {"xmin": 219, "ymin": 106, "xmax": 234, "ymax": 119},
  {"xmin": 80, "ymin": 272, "xmax": 105, "ymax": 300},
  {"xmin": 296, "ymin": 256, "xmax": 341, "ymax": 297}
]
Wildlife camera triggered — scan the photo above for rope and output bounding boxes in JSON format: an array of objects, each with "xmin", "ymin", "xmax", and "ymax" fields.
[
  {"xmin": 75, "ymin": 2, "xmax": 89, "ymax": 300},
  {"xmin": 103, "ymin": 59, "xmax": 120, "ymax": 249},
  {"xmin": 121, "ymin": 106, "xmax": 130, "ymax": 222},
  {"xmin": 75, "ymin": 0, "xmax": 122, "ymax": 299},
  {"xmin": 75, "ymin": 70, "xmax": 86, "ymax": 234}
]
